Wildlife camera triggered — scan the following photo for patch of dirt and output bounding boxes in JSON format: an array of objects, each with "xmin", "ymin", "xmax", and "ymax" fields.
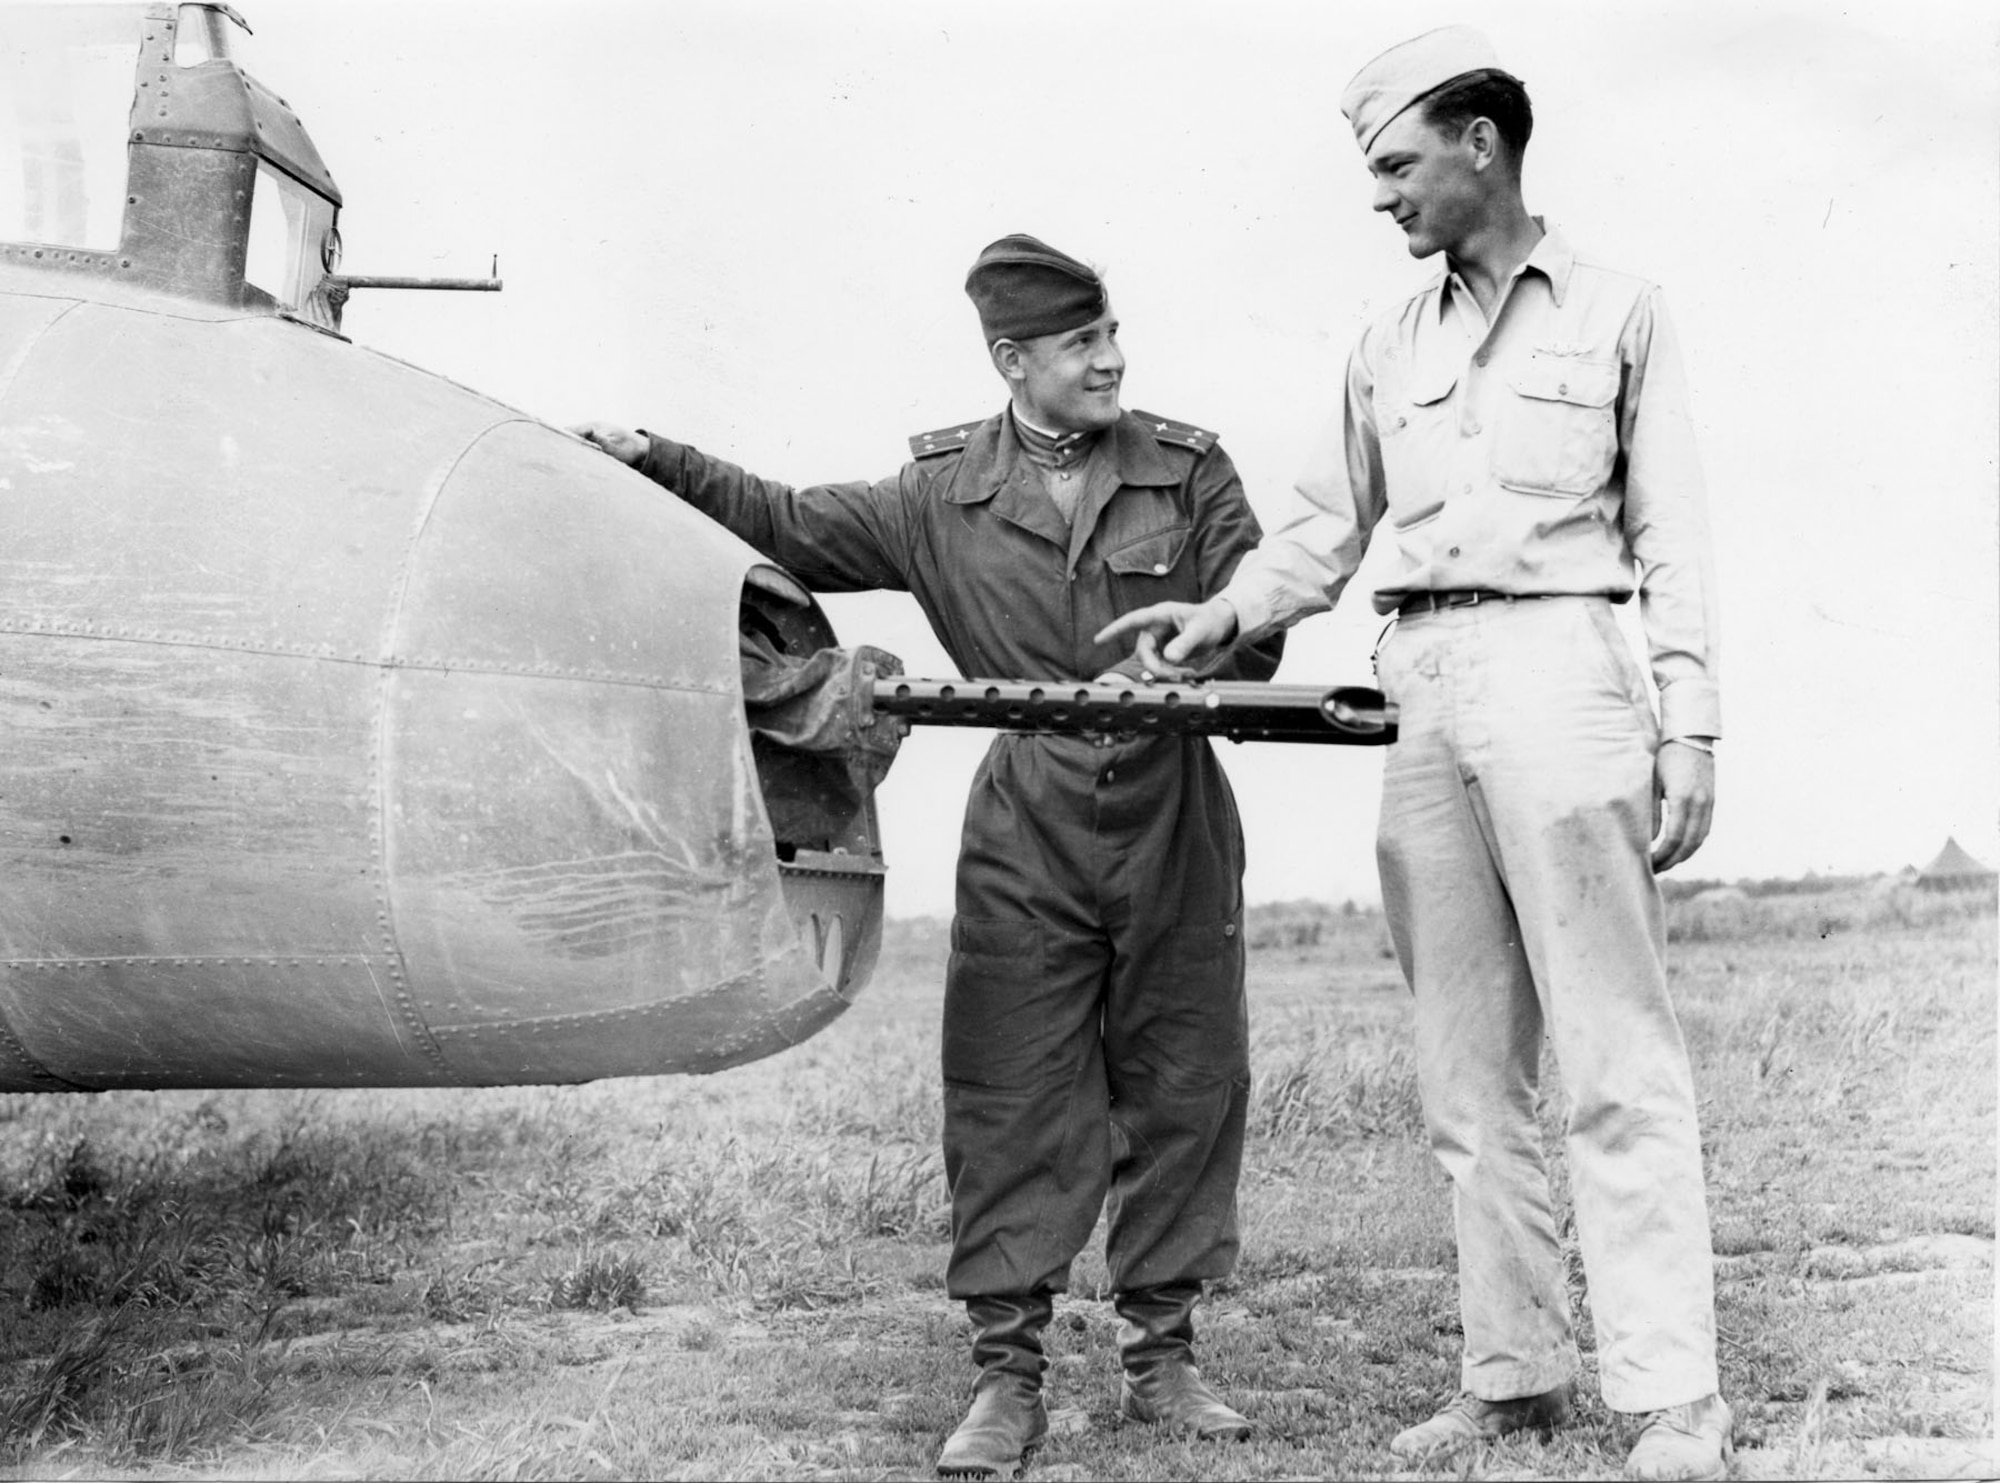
[{"xmin": 1803, "ymin": 1233, "xmax": 1993, "ymax": 1282}]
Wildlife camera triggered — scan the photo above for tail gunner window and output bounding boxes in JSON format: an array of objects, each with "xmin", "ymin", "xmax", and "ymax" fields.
[{"xmin": 245, "ymin": 160, "xmax": 336, "ymax": 314}]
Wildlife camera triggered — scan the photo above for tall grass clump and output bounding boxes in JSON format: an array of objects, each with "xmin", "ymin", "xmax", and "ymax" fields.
[
  {"xmin": 547, "ymin": 1247, "xmax": 648, "ymax": 1311},
  {"xmin": 1249, "ymin": 1016, "xmax": 1424, "ymax": 1143},
  {"xmin": 827, "ymin": 1146, "xmax": 951, "ymax": 1241},
  {"xmin": 0, "ymin": 1102, "xmax": 460, "ymax": 1466},
  {"xmin": 533, "ymin": 1130, "xmax": 943, "ymax": 1310}
]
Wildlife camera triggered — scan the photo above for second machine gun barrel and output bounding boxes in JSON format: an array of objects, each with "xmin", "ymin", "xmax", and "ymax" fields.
[{"xmin": 870, "ymin": 677, "xmax": 1397, "ymax": 746}]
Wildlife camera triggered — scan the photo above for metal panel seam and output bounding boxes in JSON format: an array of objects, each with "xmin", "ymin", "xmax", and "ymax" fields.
[
  {"xmin": 0, "ymin": 625, "xmax": 727, "ymax": 693},
  {"xmin": 0, "ymin": 299, "xmax": 82, "ymax": 408},
  {"xmin": 427, "ymin": 966, "xmax": 766, "ymax": 1035},
  {"xmin": 366, "ymin": 655, "xmax": 459, "ymax": 1081},
  {"xmin": 364, "ymin": 420, "xmax": 530, "ymax": 1084},
  {"xmin": 3, "ymin": 955, "xmax": 391, "ymax": 967},
  {"xmin": 0, "ymin": 987, "xmax": 88, "ymax": 1091}
]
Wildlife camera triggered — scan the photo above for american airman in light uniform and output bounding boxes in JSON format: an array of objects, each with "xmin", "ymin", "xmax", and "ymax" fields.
[{"xmin": 1101, "ymin": 28, "xmax": 1732, "ymax": 1481}]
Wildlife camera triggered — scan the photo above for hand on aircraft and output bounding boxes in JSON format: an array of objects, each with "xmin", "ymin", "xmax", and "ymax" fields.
[
  {"xmin": 568, "ymin": 421, "xmax": 647, "ymax": 466},
  {"xmin": 1650, "ymin": 738, "xmax": 1716, "ymax": 872},
  {"xmin": 1092, "ymin": 597, "xmax": 1239, "ymax": 682}
]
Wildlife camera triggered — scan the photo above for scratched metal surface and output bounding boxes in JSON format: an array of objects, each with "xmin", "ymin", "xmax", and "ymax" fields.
[{"xmin": 0, "ymin": 280, "xmax": 871, "ymax": 1090}]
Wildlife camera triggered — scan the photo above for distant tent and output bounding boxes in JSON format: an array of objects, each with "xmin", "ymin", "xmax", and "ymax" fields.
[{"xmin": 1916, "ymin": 837, "xmax": 1998, "ymax": 893}]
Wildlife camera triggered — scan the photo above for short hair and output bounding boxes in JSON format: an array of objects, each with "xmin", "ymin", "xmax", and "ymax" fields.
[{"xmin": 1417, "ymin": 68, "xmax": 1533, "ymax": 162}]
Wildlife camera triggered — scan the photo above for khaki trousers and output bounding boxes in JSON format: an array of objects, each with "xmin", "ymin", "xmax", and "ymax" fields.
[{"xmin": 1375, "ymin": 596, "xmax": 1719, "ymax": 1413}]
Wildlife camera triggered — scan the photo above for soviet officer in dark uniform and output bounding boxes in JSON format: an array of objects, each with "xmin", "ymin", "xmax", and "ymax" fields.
[{"xmin": 574, "ymin": 234, "xmax": 1282, "ymax": 1478}]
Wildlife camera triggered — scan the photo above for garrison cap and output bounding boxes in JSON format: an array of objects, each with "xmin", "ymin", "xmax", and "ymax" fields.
[
  {"xmin": 965, "ymin": 234, "xmax": 1108, "ymax": 345},
  {"xmin": 1340, "ymin": 25, "xmax": 1504, "ymax": 154}
]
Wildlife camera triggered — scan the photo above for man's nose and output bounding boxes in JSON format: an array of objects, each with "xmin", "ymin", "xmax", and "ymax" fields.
[
  {"xmin": 1095, "ymin": 339, "xmax": 1126, "ymax": 373},
  {"xmin": 1371, "ymin": 179, "xmax": 1399, "ymax": 214}
]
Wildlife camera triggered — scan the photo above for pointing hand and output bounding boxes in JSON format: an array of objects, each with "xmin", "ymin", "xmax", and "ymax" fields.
[{"xmin": 1093, "ymin": 597, "xmax": 1240, "ymax": 681}]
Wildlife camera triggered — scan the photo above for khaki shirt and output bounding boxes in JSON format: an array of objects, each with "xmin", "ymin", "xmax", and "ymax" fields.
[{"xmin": 1223, "ymin": 225, "xmax": 1721, "ymax": 740}]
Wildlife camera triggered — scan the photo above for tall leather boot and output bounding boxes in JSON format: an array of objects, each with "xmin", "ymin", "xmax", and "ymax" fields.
[
  {"xmin": 1116, "ymin": 1282, "xmax": 1251, "ymax": 1441},
  {"xmin": 936, "ymin": 1290, "xmax": 1053, "ymax": 1480}
]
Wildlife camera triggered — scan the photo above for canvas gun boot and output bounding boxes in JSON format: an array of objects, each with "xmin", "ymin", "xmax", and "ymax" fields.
[
  {"xmin": 1114, "ymin": 1283, "xmax": 1251, "ymax": 1441},
  {"xmin": 936, "ymin": 1290, "xmax": 1053, "ymax": 1480},
  {"xmin": 1390, "ymin": 1385, "xmax": 1575, "ymax": 1459}
]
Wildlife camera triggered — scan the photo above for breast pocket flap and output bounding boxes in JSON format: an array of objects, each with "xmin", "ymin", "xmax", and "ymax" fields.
[
  {"xmin": 1511, "ymin": 355, "xmax": 1618, "ymax": 409},
  {"xmin": 1103, "ymin": 523, "xmax": 1191, "ymax": 578},
  {"xmin": 1409, "ymin": 366, "xmax": 1460, "ymax": 407}
]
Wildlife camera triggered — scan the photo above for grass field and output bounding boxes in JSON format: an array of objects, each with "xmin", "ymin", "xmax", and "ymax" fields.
[{"xmin": 0, "ymin": 884, "xmax": 1991, "ymax": 1480}]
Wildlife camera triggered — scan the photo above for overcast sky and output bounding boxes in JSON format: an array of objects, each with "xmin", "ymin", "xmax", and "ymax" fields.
[{"xmin": 246, "ymin": 0, "xmax": 1997, "ymax": 916}]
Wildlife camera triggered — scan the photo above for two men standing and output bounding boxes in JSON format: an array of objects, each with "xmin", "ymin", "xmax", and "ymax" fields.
[
  {"xmin": 577, "ymin": 236, "xmax": 1280, "ymax": 1478},
  {"xmin": 581, "ymin": 20, "xmax": 1730, "ymax": 1482},
  {"xmin": 1103, "ymin": 24, "xmax": 1731, "ymax": 1483}
]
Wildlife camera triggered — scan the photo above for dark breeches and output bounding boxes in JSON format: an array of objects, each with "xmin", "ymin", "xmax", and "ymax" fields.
[{"xmin": 940, "ymin": 735, "xmax": 1250, "ymax": 1298}]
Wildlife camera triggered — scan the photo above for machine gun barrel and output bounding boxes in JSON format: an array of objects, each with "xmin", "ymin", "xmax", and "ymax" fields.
[
  {"xmin": 870, "ymin": 677, "xmax": 1397, "ymax": 746},
  {"xmin": 326, "ymin": 275, "xmax": 504, "ymax": 292}
]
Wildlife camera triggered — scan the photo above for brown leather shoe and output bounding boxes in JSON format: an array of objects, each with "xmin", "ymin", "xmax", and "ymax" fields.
[
  {"xmin": 936, "ymin": 1371, "xmax": 1048, "ymax": 1479},
  {"xmin": 1625, "ymin": 1395, "xmax": 1734, "ymax": 1481},
  {"xmin": 1390, "ymin": 1385, "xmax": 1574, "ymax": 1458}
]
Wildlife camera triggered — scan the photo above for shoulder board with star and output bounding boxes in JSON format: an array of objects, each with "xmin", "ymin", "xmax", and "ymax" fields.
[
  {"xmin": 909, "ymin": 421, "xmax": 979, "ymax": 460},
  {"xmin": 1131, "ymin": 410, "xmax": 1219, "ymax": 455}
]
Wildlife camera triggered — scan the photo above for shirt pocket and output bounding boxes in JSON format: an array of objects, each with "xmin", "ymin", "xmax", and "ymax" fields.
[
  {"xmin": 1102, "ymin": 522, "xmax": 1192, "ymax": 584},
  {"xmin": 1495, "ymin": 354, "xmax": 1620, "ymax": 497},
  {"xmin": 1375, "ymin": 365, "xmax": 1458, "ymax": 528}
]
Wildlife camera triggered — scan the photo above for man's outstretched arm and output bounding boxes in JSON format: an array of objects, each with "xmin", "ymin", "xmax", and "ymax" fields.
[
  {"xmin": 1097, "ymin": 342, "xmax": 1387, "ymax": 679},
  {"xmin": 569, "ymin": 420, "xmax": 912, "ymax": 594}
]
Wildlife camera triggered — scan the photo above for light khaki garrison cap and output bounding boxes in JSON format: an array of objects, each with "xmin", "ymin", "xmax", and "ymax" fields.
[{"xmin": 1339, "ymin": 25, "xmax": 1504, "ymax": 153}]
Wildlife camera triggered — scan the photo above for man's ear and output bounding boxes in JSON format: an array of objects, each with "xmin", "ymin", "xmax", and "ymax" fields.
[
  {"xmin": 990, "ymin": 338, "xmax": 1026, "ymax": 385},
  {"xmin": 1465, "ymin": 116, "xmax": 1500, "ymax": 173}
]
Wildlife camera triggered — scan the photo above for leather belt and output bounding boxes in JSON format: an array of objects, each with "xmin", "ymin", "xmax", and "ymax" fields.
[{"xmin": 1397, "ymin": 589, "xmax": 1547, "ymax": 616}]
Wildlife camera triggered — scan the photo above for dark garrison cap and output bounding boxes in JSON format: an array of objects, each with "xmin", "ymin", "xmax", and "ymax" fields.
[{"xmin": 965, "ymin": 234, "xmax": 1107, "ymax": 344}]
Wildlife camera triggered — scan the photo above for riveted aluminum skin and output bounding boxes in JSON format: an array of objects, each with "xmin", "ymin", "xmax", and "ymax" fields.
[
  {"xmin": 0, "ymin": 3, "xmax": 884, "ymax": 1091},
  {"xmin": 0, "ymin": 281, "xmax": 885, "ymax": 1091}
]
